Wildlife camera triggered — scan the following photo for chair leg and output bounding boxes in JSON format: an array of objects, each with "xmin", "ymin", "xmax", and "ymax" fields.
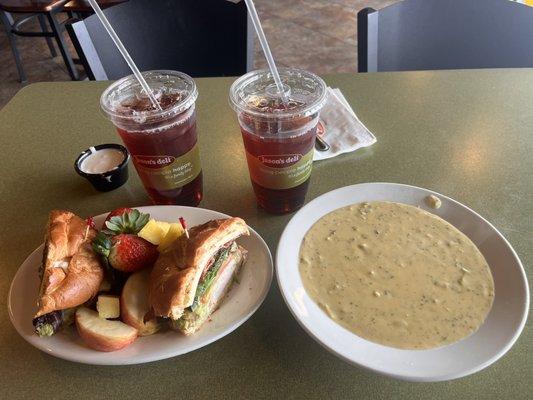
[
  {"xmin": 46, "ymin": 11, "xmax": 79, "ymax": 80},
  {"xmin": 65, "ymin": 20, "xmax": 95, "ymax": 81},
  {"xmin": 37, "ymin": 14, "xmax": 57, "ymax": 58},
  {"xmin": 0, "ymin": 11, "xmax": 26, "ymax": 83}
]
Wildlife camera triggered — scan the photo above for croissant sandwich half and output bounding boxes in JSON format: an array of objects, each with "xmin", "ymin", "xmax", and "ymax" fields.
[
  {"xmin": 32, "ymin": 210, "xmax": 104, "ymax": 336},
  {"xmin": 149, "ymin": 217, "xmax": 249, "ymax": 335}
]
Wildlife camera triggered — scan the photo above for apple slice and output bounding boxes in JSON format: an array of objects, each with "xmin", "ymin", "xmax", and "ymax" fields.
[
  {"xmin": 76, "ymin": 307, "xmax": 137, "ymax": 352},
  {"xmin": 121, "ymin": 269, "xmax": 161, "ymax": 336}
]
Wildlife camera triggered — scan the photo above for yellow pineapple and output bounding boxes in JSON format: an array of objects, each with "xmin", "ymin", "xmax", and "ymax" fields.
[
  {"xmin": 156, "ymin": 221, "xmax": 171, "ymax": 236},
  {"xmin": 138, "ymin": 219, "xmax": 166, "ymax": 245},
  {"xmin": 157, "ymin": 223, "xmax": 185, "ymax": 252}
]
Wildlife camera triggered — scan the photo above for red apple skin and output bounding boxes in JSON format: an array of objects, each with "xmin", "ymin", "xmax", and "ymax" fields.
[
  {"xmin": 121, "ymin": 269, "xmax": 161, "ymax": 336},
  {"xmin": 75, "ymin": 307, "xmax": 138, "ymax": 352}
]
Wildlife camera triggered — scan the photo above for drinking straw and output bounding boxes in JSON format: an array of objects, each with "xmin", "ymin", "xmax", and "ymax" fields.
[
  {"xmin": 244, "ymin": 0, "xmax": 288, "ymax": 104},
  {"xmin": 86, "ymin": 0, "xmax": 162, "ymax": 111}
]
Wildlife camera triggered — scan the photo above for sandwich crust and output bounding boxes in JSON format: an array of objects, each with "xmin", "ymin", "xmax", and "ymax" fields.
[
  {"xmin": 34, "ymin": 210, "xmax": 104, "ymax": 318},
  {"xmin": 149, "ymin": 217, "xmax": 249, "ymax": 319}
]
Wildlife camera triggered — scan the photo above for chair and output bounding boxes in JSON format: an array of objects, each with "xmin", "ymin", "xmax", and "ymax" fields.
[
  {"xmin": 357, "ymin": 0, "xmax": 533, "ymax": 72},
  {"xmin": 67, "ymin": 0, "xmax": 253, "ymax": 80},
  {"xmin": 62, "ymin": 0, "xmax": 127, "ymax": 18},
  {"xmin": 0, "ymin": 0, "xmax": 79, "ymax": 82}
]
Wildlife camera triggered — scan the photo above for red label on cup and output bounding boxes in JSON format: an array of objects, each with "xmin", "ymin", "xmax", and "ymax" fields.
[
  {"xmin": 257, "ymin": 154, "xmax": 303, "ymax": 168},
  {"xmin": 246, "ymin": 150, "xmax": 314, "ymax": 190},
  {"xmin": 133, "ymin": 155, "xmax": 176, "ymax": 169}
]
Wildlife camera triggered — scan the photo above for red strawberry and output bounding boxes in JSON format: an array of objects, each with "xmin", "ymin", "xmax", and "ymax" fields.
[
  {"xmin": 105, "ymin": 207, "xmax": 134, "ymax": 223},
  {"xmin": 108, "ymin": 234, "xmax": 158, "ymax": 273}
]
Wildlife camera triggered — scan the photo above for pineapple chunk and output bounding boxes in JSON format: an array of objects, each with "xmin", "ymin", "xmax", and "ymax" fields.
[
  {"xmin": 138, "ymin": 219, "xmax": 171, "ymax": 245},
  {"xmin": 96, "ymin": 295, "xmax": 120, "ymax": 319},
  {"xmin": 158, "ymin": 223, "xmax": 185, "ymax": 252},
  {"xmin": 157, "ymin": 221, "xmax": 171, "ymax": 236}
]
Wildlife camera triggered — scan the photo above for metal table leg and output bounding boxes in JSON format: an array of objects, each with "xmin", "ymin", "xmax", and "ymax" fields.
[
  {"xmin": 0, "ymin": 11, "xmax": 26, "ymax": 83},
  {"xmin": 37, "ymin": 14, "xmax": 57, "ymax": 58},
  {"xmin": 46, "ymin": 10, "xmax": 79, "ymax": 81}
]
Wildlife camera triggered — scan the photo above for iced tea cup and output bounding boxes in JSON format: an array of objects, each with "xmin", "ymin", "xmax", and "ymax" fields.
[
  {"xmin": 101, "ymin": 70, "xmax": 202, "ymax": 206},
  {"xmin": 229, "ymin": 68, "xmax": 327, "ymax": 214}
]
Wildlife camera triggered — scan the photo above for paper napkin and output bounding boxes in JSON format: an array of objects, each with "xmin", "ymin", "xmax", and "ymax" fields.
[{"xmin": 314, "ymin": 88, "xmax": 376, "ymax": 161}]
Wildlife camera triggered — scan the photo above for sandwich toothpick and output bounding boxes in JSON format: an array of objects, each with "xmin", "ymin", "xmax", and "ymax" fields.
[
  {"xmin": 85, "ymin": 216, "xmax": 95, "ymax": 239},
  {"xmin": 179, "ymin": 217, "xmax": 189, "ymax": 239}
]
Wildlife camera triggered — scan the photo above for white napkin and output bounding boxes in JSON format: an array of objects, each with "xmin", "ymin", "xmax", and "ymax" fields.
[{"xmin": 314, "ymin": 88, "xmax": 376, "ymax": 161}]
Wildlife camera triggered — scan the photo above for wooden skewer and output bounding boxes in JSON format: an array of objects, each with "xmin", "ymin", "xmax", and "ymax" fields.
[
  {"xmin": 179, "ymin": 217, "xmax": 189, "ymax": 239},
  {"xmin": 85, "ymin": 216, "xmax": 95, "ymax": 239}
]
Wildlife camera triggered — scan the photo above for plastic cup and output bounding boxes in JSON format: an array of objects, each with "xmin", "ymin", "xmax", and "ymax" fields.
[
  {"xmin": 101, "ymin": 70, "xmax": 202, "ymax": 206},
  {"xmin": 230, "ymin": 68, "xmax": 327, "ymax": 214}
]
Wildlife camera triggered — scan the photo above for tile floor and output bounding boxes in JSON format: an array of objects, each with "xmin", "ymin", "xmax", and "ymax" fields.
[
  {"xmin": 0, "ymin": 0, "xmax": 396, "ymax": 110},
  {"xmin": 253, "ymin": 0, "xmax": 397, "ymax": 72}
]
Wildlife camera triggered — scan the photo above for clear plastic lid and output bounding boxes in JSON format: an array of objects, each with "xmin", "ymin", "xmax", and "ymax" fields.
[
  {"xmin": 229, "ymin": 68, "xmax": 327, "ymax": 120},
  {"xmin": 100, "ymin": 70, "xmax": 198, "ymax": 129}
]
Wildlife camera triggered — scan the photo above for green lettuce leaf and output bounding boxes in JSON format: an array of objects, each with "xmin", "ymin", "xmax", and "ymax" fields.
[{"xmin": 190, "ymin": 246, "xmax": 232, "ymax": 312}]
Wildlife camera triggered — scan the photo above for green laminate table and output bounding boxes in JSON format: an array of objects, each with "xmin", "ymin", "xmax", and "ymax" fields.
[{"xmin": 0, "ymin": 69, "xmax": 531, "ymax": 399}]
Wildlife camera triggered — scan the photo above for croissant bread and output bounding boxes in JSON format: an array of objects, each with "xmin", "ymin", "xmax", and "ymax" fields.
[{"xmin": 34, "ymin": 210, "xmax": 104, "ymax": 319}]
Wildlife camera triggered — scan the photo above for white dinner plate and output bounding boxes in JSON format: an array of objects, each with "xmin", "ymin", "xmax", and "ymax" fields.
[
  {"xmin": 276, "ymin": 183, "xmax": 529, "ymax": 382},
  {"xmin": 8, "ymin": 206, "xmax": 273, "ymax": 365}
]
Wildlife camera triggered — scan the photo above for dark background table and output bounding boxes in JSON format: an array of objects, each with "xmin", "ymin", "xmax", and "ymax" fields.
[{"xmin": 0, "ymin": 69, "xmax": 531, "ymax": 399}]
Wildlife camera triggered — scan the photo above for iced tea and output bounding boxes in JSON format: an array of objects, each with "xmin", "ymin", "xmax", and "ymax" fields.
[
  {"xmin": 230, "ymin": 69, "xmax": 327, "ymax": 213},
  {"xmin": 101, "ymin": 71, "xmax": 202, "ymax": 206}
]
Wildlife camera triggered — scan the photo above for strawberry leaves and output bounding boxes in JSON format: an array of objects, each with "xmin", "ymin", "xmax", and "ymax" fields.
[
  {"xmin": 92, "ymin": 232, "xmax": 112, "ymax": 258},
  {"xmin": 103, "ymin": 209, "xmax": 150, "ymax": 235}
]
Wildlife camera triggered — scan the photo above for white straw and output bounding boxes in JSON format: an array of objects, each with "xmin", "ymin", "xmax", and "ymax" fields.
[
  {"xmin": 244, "ymin": 0, "xmax": 288, "ymax": 104},
  {"xmin": 86, "ymin": 0, "xmax": 162, "ymax": 111}
]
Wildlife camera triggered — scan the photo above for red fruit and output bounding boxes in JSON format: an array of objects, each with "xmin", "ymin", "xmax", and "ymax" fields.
[
  {"xmin": 105, "ymin": 207, "xmax": 134, "ymax": 223},
  {"xmin": 108, "ymin": 234, "xmax": 158, "ymax": 273}
]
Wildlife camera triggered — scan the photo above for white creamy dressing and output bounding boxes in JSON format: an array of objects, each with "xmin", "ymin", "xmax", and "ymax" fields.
[
  {"xmin": 299, "ymin": 201, "xmax": 494, "ymax": 350},
  {"xmin": 80, "ymin": 148, "xmax": 124, "ymax": 174}
]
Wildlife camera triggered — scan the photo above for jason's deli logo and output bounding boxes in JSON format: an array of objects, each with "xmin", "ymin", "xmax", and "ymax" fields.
[
  {"xmin": 258, "ymin": 154, "xmax": 302, "ymax": 167},
  {"xmin": 134, "ymin": 155, "xmax": 175, "ymax": 169}
]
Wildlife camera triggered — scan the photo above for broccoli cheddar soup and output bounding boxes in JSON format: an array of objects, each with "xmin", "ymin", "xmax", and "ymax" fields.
[{"xmin": 299, "ymin": 201, "xmax": 494, "ymax": 349}]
